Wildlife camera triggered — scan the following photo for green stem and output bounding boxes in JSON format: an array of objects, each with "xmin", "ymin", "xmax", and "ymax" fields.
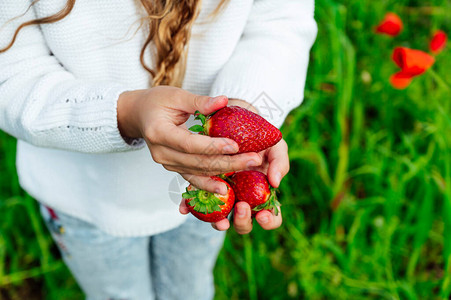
[
  {"xmin": 243, "ymin": 235, "xmax": 257, "ymax": 300},
  {"xmin": 429, "ymin": 69, "xmax": 450, "ymax": 91}
]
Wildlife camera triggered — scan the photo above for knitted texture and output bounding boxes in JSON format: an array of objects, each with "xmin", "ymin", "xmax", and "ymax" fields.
[{"xmin": 0, "ymin": 0, "xmax": 316, "ymax": 236}]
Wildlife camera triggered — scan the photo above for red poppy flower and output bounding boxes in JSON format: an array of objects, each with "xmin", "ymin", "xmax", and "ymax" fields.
[
  {"xmin": 376, "ymin": 13, "xmax": 403, "ymax": 36},
  {"xmin": 429, "ymin": 30, "xmax": 447, "ymax": 54},
  {"xmin": 390, "ymin": 47, "xmax": 435, "ymax": 89},
  {"xmin": 392, "ymin": 47, "xmax": 435, "ymax": 76}
]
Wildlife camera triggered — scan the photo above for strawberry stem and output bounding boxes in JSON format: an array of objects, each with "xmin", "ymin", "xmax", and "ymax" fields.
[
  {"xmin": 189, "ymin": 111, "xmax": 208, "ymax": 134},
  {"xmin": 218, "ymin": 173, "xmax": 235, "ymax": 185},
  {"xmin": 182, "ymin": 188, "xmax": 225, "ymax": 214}
]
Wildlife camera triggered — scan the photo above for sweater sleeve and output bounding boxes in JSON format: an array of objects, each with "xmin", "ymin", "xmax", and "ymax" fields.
[
  {"xmin": 0, "ymin": 0, "xmax": 144, "ymax": 153},
  {"xmin": 210, "ymin": 0, "xmax": 317, "ymax": 128}
]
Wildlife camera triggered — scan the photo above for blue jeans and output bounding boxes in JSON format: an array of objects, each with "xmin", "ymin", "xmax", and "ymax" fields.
[{"xmin": 40, "ymin": 205, "xmax": 226, "ymax": 300}]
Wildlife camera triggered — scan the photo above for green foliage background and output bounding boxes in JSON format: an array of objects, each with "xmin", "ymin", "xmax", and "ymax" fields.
[{"xmin": 1, "ymin": 0, "xmax": 450, "ymax": 299}]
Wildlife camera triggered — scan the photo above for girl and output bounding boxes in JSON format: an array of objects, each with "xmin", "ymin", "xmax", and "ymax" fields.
[{"xmin": 0, "ymin": 0, "xmax": 317, "ymax": 299}]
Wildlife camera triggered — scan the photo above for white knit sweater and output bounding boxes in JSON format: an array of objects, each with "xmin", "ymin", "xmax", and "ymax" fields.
[{"xmin": 0, "ymin": 0, "xmax": 317, "ymax": 236}]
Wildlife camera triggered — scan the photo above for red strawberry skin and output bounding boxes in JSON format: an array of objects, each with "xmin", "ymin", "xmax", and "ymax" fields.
[
  {"xmin": 185, "ymin": 177, "xmax": 235, "ymax": 223},
  {"xmin": 230, "ymin": 171, "xmax": 271, "ymax": 216},
  {"xmin": 206, "ymin": 106, "xmax": 282, "ymax": 153}
]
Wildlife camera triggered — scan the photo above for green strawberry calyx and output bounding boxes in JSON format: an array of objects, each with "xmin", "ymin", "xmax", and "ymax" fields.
[
  {"xmin": 189, "ymin": 111, "xmax": 215, "ymax": 135},
  {"xmin": 182, "ymin": 188, "xmax": 225, "ymax": 215},
  {"xmin": 252, "ymin": 188, "xmax": 281, "ymax": 216}
]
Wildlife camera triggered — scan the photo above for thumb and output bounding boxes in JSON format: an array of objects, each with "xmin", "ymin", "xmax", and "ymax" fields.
[{"xmin": 178, "ymin": 93, "xmax": 229, "ymax": 115}]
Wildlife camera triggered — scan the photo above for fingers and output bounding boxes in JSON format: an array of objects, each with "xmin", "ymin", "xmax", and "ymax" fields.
[
  {"xmin": 266, "ymin": 140, "xmax": 289, "ymax": 188},
  {"xmin": 171, "ymin": 152, "xmax": 261, "ymax": 175},
  {"xmin": 211, "ymin": 219, "xmax": 230, "ymax": 231},
  {"xmin": 150, "ymin": 125, "xmax": 239, "ymax": 155},
  {"xmin": 255, "ymin": 208, "xmax": 283, "ymax": 230},
  {"xmin": 180, "ymin": 200, "xmax": 231, "ymax": 231},
  {"xmin": 179, "ymin": 199, "xmax": 189, "ymax": 215},
  {"xmin": 233, "ymin": 202, "xmax": 253, "ymax": 235},
  {"xmin": 228, "ymin": 98, "xmax": 259, "ymax": 114},
  {"xmin": 171, "ymin": 89, "xmax": 229, "ymax": 115},
  {"xmin": 152, "ymin": 145, "xmax": 262, "ymax": 176},
  {"xmin": 180, "ymin": 174, "xmax": 228, "ymax": 195},
  {"xmin": 181, "ymin": 199, "xmax": 282, "ymax": 233},
  {"xmin": 195, "ymin": 95, "xmax": 229, "ymax": 115},
  {"xmin": 233, "ymin": 203, "xmax": 282, "ymax": 234}
]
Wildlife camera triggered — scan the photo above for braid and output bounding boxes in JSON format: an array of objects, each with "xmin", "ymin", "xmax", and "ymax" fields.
[{"xmin": 140, "ymin": 0, "xmax": 202, "ymax": 87}]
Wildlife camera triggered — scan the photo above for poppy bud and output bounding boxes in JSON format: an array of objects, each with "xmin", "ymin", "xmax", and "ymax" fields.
[
  {"xmin": 376, "ymin": 13, "xmax": 403, "ymax": 36},
  {"xmin": 430, "ymin": 30, "xmax": 447, "ymax": 54}
]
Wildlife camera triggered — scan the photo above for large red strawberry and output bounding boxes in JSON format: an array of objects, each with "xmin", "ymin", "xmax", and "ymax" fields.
[
  {"xmin": 190, "ymin": 106, "xmax": 282, "ymax": 153},
  {"xmin": 182, "ymin": 177, "xmax": 235, "ymax": 222},
  {"xmin": 230, "ymin": 170, "xmax": 280, "ymax": 216}
]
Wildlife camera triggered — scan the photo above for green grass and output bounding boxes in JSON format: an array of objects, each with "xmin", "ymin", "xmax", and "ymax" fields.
[{"xmin": 1, "ymin": 0, "xmax": 451, "ymax": 299}]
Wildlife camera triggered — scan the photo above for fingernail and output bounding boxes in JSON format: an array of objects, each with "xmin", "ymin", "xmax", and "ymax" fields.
[
  {"xmin": 223, "ymin": 145, "xmax": 238, "ymax": 154},
  {"xmin": 275, "ymin": 172, "xmax": 282, "ymax": 185},
  {"xmin": 210, "ymin": 95, "xmax": 225, "ymax": 103},
  {"xmin": 246, "ymin": 160, "xmax": 259, "ymax": 168},
  {"xmin": 236, "ymin": 206, "xmax": 246, "ymax": 217},
  {"xmin": 259, "ymin": 216, "xmax": 269, "ymax": 224},
  {"xmin": 215, "ymin": 185, "xmax": 227, "ymax": 195}
]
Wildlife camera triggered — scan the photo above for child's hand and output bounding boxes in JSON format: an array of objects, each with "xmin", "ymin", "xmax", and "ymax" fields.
[
  {"xmin": 117, "ymin": 87, "xmax": 262, "ymax": 193},
  {"xmin": 227, "ymin": 201, "xmax": 282, "ymax": 234}
]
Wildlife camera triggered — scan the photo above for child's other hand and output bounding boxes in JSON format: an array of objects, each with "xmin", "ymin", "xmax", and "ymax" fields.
[
  {"xmin": 117, "ymin": 87, "xmax": 262, "ymax": 193},
  {"xmin": 230, "ymin": 201, "xmax": 282, "ymax": 233},
  {"xmin": 206, "ymin": 139, "xmax": 287, "ymax": 233},
  {"xmin": 227, "ymin": 98, "xmax": 289, "ymax": 188},
  {"xmin": 252, "ymin": 139, "xmax": 289, "ymax": 188},
  {"xmin": 213, "ymin": 98, "xmax": 287, "ymax": 233},
  {"xmin": 179, "ymin": 200, "xmax": 282, "ymax": 233}
]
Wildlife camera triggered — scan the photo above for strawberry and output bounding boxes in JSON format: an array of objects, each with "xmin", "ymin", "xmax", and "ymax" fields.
[
  {"xmin": 182, "ymin": 177, "xmax": 235, "ymax": 222},
  {"xmin": 190, "ymin": 106, "xmax": 282, "ymax": 153},
  {"xmin": 230, "ymin": 170, "xmax": 280, "ymax": 216}
]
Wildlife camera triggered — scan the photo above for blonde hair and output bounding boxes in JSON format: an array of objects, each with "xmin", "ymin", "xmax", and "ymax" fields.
[{"xmin": 0, "ymin": 0, "xmax": 229, "ymax": 87}]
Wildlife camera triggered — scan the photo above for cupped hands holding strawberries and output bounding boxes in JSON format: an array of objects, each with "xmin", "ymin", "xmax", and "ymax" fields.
[{"xmin": 117, "ymin": 86, "xmax": 288, "ymax": 234}]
